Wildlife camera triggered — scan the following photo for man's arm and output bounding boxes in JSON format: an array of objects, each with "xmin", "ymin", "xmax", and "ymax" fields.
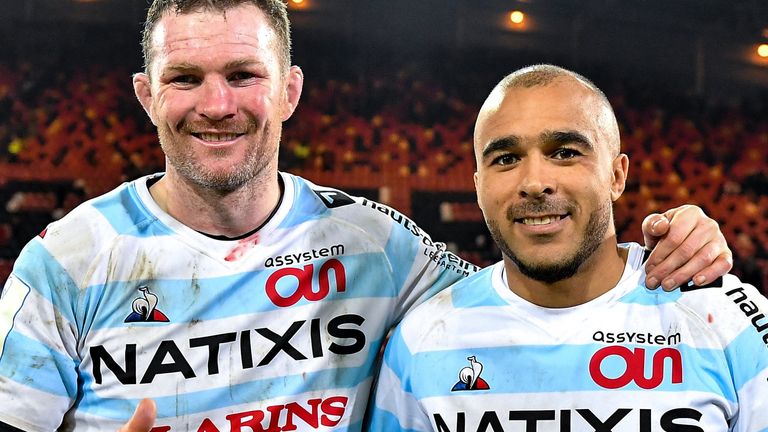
[
  {"xmin": 0, "ymin": 271, "xmax": 79, "ymax": 431},
  {"xmin": 641, "ymin": 205, "xmax": 732, "ymax": 290}
]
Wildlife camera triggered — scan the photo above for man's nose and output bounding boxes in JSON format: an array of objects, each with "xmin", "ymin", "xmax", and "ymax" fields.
[
  {"xmin": 518, "ymin": 156, "xmax": 556, "ymax": 198},
  {"xmin": 197, "ymin": 77, "xmax": 237, "ymax": 120}
]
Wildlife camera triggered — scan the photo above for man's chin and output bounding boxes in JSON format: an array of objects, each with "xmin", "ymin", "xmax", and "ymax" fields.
[
  {"xmin": 174, "ymin": 167, "xmax": 250, "ymax": 192},
  {"xmin": 511, "ymin": 254, "xmax": 582, "ymax": 284}
]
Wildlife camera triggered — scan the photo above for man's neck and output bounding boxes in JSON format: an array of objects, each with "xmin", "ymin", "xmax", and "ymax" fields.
[
  {"xmin": 148, "ymin": 168, "xmax": 282, "ymax": 238},
  {"xmin": 503, "ymin": 239, "xmax": 629, "ymax": 308}
]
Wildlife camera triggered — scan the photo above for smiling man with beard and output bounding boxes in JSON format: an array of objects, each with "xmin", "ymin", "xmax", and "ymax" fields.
[{"xmin": 367, "ymin": 65, "xmax": 768, "ymax": 431}]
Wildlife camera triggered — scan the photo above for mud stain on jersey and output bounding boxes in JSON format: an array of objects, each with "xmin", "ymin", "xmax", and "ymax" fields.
[
  {"xmin": 102, "ymin": 244, "xmax": 157, "ymax": 288},
  {"xmin": 126, "ymin": 250, "xmax": 157, "ymax": 284},
  {"xmin": 189, "ymin": 262, "xmax": 201, "ymax": 299}
]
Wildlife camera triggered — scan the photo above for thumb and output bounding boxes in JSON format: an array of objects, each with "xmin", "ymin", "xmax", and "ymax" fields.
[{"xmin": 118, "ymin": 399, "xmax": 157, "ymax": 432}]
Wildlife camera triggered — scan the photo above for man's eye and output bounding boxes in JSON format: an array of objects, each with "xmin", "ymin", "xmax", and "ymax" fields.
[
  {"xmin": 170, "ymin": 75, "xmax": 199, "ymax": 85},
  {"xmin": 552, "ymin": 148, "xmax": 581, "ymax": 160},
  {"xmin": 229, "ymin": 72, "xmax": 256, "ymax": 82},
  {"xmin": 491, "ymin": 154, "xmax": 519, "ymax": 166}
]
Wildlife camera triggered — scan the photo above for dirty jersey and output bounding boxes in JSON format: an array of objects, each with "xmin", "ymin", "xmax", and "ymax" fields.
[
  {"xmin": 367, "ymin": 243, "xmax": 768, "ymax": 432},
  {"xmin": 0, "ymin": 172, "xmax": 477, "ymax": 431}
]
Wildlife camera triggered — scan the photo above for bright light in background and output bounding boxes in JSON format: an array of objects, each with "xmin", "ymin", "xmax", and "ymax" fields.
[
  {"xmin": 758, "ymin": 44, "xmax": 768, "ymax": 58},
  {"xmin": 509, "ymin": 11, "xmax": 525, "ymax": 24},
  {"xmin": 504, "ymin": 10, "xmax": 529, "ymax": 32},
  {"xmin": 288, "ymin": 0, "xmax": 308, "ymax": 9}
]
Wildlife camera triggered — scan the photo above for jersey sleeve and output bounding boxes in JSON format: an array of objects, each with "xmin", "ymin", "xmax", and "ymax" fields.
[
  {"xmin": 366, "ymin": 325, "xmax": 433, "ymax": 432},
  {"xmin": 0, "ymin": 236, "xmax": 81, "ymax": 431},
  {"xmin": 716, "ymin": 279, "xmax": 768, "ymax": 431},
  {"xmin": 377, "ymin": 205, "xmax": 478, "ymax": 323}
]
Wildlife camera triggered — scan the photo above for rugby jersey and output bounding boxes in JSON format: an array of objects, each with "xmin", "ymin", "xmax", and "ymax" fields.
[
  {"xmin": 367, "ymin": 243, "xmax": 768, "ymax": 431},
  {"xmin": 0, "ymin": 172, "xmax": 477, "ymax": 431}
]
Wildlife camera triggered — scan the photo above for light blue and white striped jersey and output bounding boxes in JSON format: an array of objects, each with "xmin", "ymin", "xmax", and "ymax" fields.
[
  {"xmin": 0, "ymin": 172, "xmax": 477, "ymax": 432},
  {"xmin": 368, "ymin": 243, "xmax": 768, "ymax": 432}
]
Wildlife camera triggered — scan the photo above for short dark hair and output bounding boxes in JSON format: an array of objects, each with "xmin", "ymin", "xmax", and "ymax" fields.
[
  {"xmin": 141, "ymin": 0, "xmax": 292, "ymax": 74},
  {"xmin": 498, "ymin": 64, "xmax": 608, "ymax": 104}
]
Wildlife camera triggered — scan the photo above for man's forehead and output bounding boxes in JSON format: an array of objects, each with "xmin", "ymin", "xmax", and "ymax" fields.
[
  {"xmin": 475, "ymin": 83, "xmax": 606, "ymax": 150},
  {"xmin": 150, "ymin": 6, "xmax": 273, "ymax": 51},
  {"xmin": 479, "ymin": 82, "xmax": 597, "ymax": 124},
  {"xmin": 148, "ymin": 8, "xmax": 279, "ymax": 74}
]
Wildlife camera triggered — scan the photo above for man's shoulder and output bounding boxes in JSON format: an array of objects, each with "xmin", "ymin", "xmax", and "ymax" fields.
[
  {"xmin": 286, "ymin": 172, "xmax": 436, "ymax": 241},
  {"xmin": 13, "ymin": 177, "xmax": 155, "ymax": 281},
  {"xmin": 676, "ymin": 274, "xmax": 766, "ymax": 311},
  {"xmin": 395, "ymin": 265, "xmax": 499, "ymax": 342},
  {"xmin": 675, "ymin": 274, "xmax": 768, "ymax": 345},
  {"xmin": 289, "ymin": 174, "xmax": 407, "ymax": 218},
  {"xmin": 42, "ymin": 177, "xmax": 153, "ymax": 242}
]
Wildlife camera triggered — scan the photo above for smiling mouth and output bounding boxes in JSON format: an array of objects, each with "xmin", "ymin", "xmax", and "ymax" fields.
[
  {"xmin": 192, "ymin": 132, "xmax": 244, "ymax": 142},
  {"xmin": 517, "ymin": 215, "xmax": 567, "ymax": 225}
]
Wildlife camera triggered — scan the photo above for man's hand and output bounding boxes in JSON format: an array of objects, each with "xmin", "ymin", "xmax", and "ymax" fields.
[
  {"xmin": 117, "ymin": 399, "xmax": 157, "ymax": 432},
  {"xmin": 642, "ymin": 205, "xmax": 733, "ymax": 291}
]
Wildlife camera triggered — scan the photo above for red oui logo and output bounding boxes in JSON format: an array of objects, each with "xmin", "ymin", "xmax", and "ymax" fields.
[
  {"xmin": 266, "ymin": 259, "xmax": 347, "ymax": 307},
  {"xmin": 589, "ymin": 346, "xmax": 682, "ymax": 389}
]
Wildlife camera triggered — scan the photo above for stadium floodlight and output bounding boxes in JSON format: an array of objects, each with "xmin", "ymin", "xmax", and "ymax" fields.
[
  {"xmin": 509, "ymin": 10, "xmax": 525, "ymax": 24},
  {"xmin": 758, "ymin": 44, "xmax": 768, "ymax": 58}
]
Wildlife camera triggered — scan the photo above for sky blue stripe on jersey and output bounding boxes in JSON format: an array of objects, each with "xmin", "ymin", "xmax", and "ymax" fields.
[
  {"xmin": 77, "ymin": 336, "xmax": 384, "ymax": 420},
  {"xmin": 277, "ymin": 175, "xmax": 330, "ymax": 229},
  {"xmin": 450, "ymin": 268, "xmax": 508, "ymax": 308},
  {"xmin": 618, "ymin": 284, "xmax": 683, "ymax": 305},
  {"xmin": 13, "ymin": 240, "xmax": 78, "ymax": 325},
  {"xmin": 83, "ymin": 252, "xmax": 393, "ymax": 329},
  {"xmin": 725, "ymin": 324, "xmax": 768, "ymax": 392},
  {"xmin": 402, "ymin": 343, "xmax": 732, "ymax": 399},
  {"xmin": 0, "ymin": 331, "xmax": 78, "ymax": 398},
  {"xmin": 366, "ymin": 408, "xmax": 420, "ymax": 432},
  {"xmin": 90, "ymin": 181, "xmax": 167, "ymax": 237},
  {"xmin": 384, "ymin": 326, "xmax": 414, "ymax": 392}
]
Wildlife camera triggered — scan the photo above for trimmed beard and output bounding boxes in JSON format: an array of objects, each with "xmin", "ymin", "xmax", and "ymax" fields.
[
  {"xmin": 487, "ymin": 200, "xmax": 612, "ymax": 284},
  {"xmin": 158, "ymin": 118, "xmax": 279, "ymax": 193}
]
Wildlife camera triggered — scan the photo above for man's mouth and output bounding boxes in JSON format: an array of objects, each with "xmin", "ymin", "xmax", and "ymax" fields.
[
  {"xmin": 192, "ymin": 132, "xmax": 244, "ymax": 142},
  {"xmin": 518, "ymin": 215, "xmax": 567, "ymax": 225}
]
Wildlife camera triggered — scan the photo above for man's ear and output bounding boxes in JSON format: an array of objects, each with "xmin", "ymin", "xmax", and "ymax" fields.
[
  {"xmin": 473, "ymin": 171, "xmax": 482, "ymax": 207},
  {"xmin": 133, "ymin": 73, "xmax": 157, "ymax": 126},
  {"xmin": 281, "ymin": 65, "xmax": 304, "ymax": 121},
  {"xmin": 610, "ymin": 153, "xmax": 629, "ymax": 201}
]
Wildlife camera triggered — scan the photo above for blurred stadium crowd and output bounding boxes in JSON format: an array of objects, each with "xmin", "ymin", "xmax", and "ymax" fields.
[{"xmin": 1, "ymin": 50, "xmax": 767, "ymax": 291}]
